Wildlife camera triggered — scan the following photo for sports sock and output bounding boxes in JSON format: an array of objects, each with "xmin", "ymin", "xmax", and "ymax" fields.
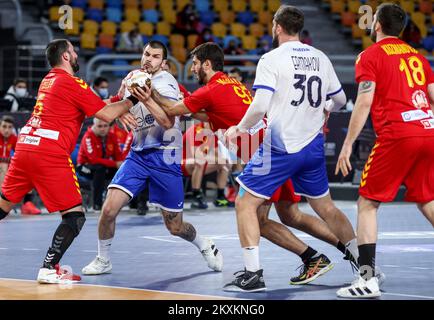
[
  {"xmin": 23, "ymin": 193, "xmax": 33, "ymax": 203},
  {"xmin": 191, "ymin": 234, "xmax": 208, "ymax": 251},
  {"xmin": 192, "ymin": 189, "xmax": 201, "ymax": 198},
  {"xmin": 98, "ymin": 238, "xmax": 113, "ymax": 261},
  {"xmin": 243, "ymin": 246, "xmax": 259, "ymax": 272},
  {"xmin": 217, "ymin": 189, "xmax": 225, "ymax": 199},
  {"xmin": 358, "ymin": 243, "xmax": 376, "ymax": 280},
  {"xmin": 299, "ymin": 246, "xmax": 317, "ymax": 263},
  {"xmin": 337, "ymin": 241, "xmax": 346, "ymax": 254}
]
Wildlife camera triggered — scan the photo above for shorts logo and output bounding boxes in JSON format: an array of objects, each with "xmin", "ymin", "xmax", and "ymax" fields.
[
  {"xmin": 18, "ymin": 135, "xmax": 41, "ymax": 146},
  {"xmin": 360, "ymin": 143, "xmax": 380, "ymax": 188}
]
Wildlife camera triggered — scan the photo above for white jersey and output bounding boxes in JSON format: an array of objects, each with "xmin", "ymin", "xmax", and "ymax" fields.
[
  {"xmin": 123, "ymin": 70, "xmax": 182, "ymax": 151},
  {"xmin": 252, "ymin": 41, "xmax": 343, "ymax": 153}
]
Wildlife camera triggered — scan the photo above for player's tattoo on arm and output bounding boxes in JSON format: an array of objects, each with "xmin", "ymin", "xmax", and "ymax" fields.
[
  {"xmin": 358, "ymin": 81, "xmax": 374, "ymax": 94},
  {"xmin": 178, "ymin": 222, "xmax": 197, "ymax": 242}
]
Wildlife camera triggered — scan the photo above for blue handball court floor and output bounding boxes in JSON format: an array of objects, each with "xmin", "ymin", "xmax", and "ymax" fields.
[{"xmin": 0, "ymin": 201, "xmax": 433, "ymax": 300}]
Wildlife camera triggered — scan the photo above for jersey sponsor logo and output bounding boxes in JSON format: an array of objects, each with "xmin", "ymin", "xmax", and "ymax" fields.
[
  {"xmin": 401, "ymin": 109, "xmax": 431, "ymax": 122},
  {"xmin": 39, "ymin": 78, "xmax": 55, "ymax": 91},
  {"xmin": 411, "ymin": 90, "xmax": 429, "ymax": 109},
  {"xmin": 421, "ymin": 119, "xmax": 434, "ymax": 129},
  {"xmin": 145, "ymin": 114, "xmax": 155, "ymax": 125},
  {"xmin": 18, "ymin": 135, "xmax": 41, "ymax": 146}
]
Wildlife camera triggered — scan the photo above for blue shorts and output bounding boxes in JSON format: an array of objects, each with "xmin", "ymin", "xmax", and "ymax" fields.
[
  {"xmin": 109, "ymin": 149, "xmax": 184, "ymax": 212},
  {"xmin": 236, "ymin": 133, "xmax": 329, "ymax": 199}
]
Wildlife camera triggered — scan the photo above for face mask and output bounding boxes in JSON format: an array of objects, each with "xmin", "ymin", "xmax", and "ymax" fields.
[
  {"xmin": 15, "ymin": 88, "xmax": 26, "ymax": 98},
  {"xmin": 98, "ymin": 88, "xmax": 109, "ymax": 99}
]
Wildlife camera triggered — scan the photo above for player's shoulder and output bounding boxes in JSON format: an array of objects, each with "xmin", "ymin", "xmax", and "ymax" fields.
[
  {"xmin": 356, "ymin": 43, "xmax": 384, "ymax": 63},
  {"xmin": 152, "ymin": 70, "xmax": 178, "ymax": 84}
]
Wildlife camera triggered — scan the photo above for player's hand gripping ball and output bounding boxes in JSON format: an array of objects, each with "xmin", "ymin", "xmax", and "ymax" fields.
[{"xmin": 126, "ymin": 71, "xmax": 152, "ymax": 91}]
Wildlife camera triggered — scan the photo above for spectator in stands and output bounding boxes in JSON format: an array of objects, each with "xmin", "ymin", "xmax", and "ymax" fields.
[
  {"xmin": 195, "ymin": 28, "xmax": 217, "ymax": 47},
  {"xmin": 175, "ymin": 4, "xmax": 200, "ymax": 35},
  {"xmin": 402, "ymin": 20, "xmax": 422, "ymax": 49},
  {"xmin": 0, "ymin": 115, "xmax": 41, "ymax": 214},
  {"xmin": 224, "ymin": 40, "xmax": 246, "ymax": 65},
  {"xmin": 256, "ymin": 38, "xmax": 272, "ymax": 55},
  {"xmin": 92, "ymin": 77, "xmax": 110, "ymax": 99},
  {"xmin": 300, "ymin": 30, "xmax": 313, "ymax": 45},
  {"xmin": 228, "ymin": 67, "xmax": 243, "ymax": 82},
  {"xmin": 3, "ymin": 79, "xmax": 31, "ymax": 112},
  {"xmin": 117, "ymin": 28, "xmax": 144, "ymax": 53},
  {"xmin": 77, "ymin": 118, "xmax": 123, "ymax": 211}
]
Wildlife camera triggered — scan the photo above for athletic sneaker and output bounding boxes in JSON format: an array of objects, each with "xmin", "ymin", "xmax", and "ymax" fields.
[
  {"xmin": 37, "ymin": 264, "xmax": 81, "ymax": 284},
  {"xmin": 344, "ymin": 254, "xmax": 386, "ymax": 286},
  {"xmin": 81, "ymin": 256, "xmax": 112, "ymax": 275},
  {"xmin": 213, "ymin": 197, "xmax": 235, "ymax": 208},
  {"xmin": 201, "ymin": 239, "xmax": 223, "ymax": 272},
  {"xmin": 223, "ymin": 269, "xmax": 266, "ymax": 292},
  {"xmin": 290, "ymin": 254, "xmax": 334, "ymax": 285},
  {"xmin": 21, "ymin": 201, "xmax": 41, "ymax": 215},
  {"xmin": 191, "ymin": 195, "xmax": 208, "ymax": 209},
  {"xmin": 337, "ymin": 276, "xmax": 381, "ymax": 299}
]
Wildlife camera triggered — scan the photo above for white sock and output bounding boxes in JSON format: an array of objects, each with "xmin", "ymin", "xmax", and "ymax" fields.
[
  {"xmin": 346, "ymin": 238, "xmax": 359, "ymax": 261},
  {"xmin": 98, "ymin": 238, "xmax": 113, "ymax": 261},
  {"xmin": 192, "ymin": 235, "xmax": 208, "ymax": 251},
  {"xmin": 243, "ymin": 246, "xmax": 260, "ymax": 272}
]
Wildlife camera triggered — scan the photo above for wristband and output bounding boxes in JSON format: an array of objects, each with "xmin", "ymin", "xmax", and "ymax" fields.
[
  {"xmin": 126, "ymin": 95, "xmax": 139, "ymax": 105},
  {"xmin": 110, "ymin": 95, "xmax": 121, "ymax": 103}
]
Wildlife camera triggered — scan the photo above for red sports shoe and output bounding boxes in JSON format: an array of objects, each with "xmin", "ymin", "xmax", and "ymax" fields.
[
  {"xmin": 37, "ymin": 264, "xmax": 81, "ymax": 284},
  {"xmin": 225, "ymin": 186, "xmax": 238, "ymax": 203},
  {"xmin": 21, "ymin": 201, "xmax": 41, "ymax": 215}
]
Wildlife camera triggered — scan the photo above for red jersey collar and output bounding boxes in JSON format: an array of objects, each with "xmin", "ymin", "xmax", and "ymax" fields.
[{"xmin": 208, "ymin": 71, "xmax": 225, "ymax": 84}]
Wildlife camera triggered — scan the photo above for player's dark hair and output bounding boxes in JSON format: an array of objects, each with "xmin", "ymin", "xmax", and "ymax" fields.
[
  {"xmin": 274, "ymin": 5, "xmax": 304, "ymax": 36},
  {"xmin": 1, "ymin": 115, "xmax": 15, "ymax": 125},
  {"xmin": 376, "ymin": 3, "xmax": 406, "ymax": 37},
  {"xmin": 190, "ymin": 42, "xmax": 224, "ymax": 72},
  {"xmin": 145, "ymin": 40, "xmax": 168, "ymax": 60},
  {"xmin": 94, "ymin": 77, "xmax": 108, "ymax": 87},
  {"xmin": 45, "ymin": 39, "xmax": 70, "ymax": 68},
  {"xmin": 13, "ymin": 78, "xmax": 27, "ymax": 86}
]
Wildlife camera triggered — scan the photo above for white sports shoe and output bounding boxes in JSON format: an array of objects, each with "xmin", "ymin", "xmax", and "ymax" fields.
[
  {"xmin": 200, "ymin": 239, "xmax": 223, "ymax": 272},
  {"xmin": 337, "ymin": 276, "xmax": 381, "ymax": 299},
  {"xmin": 37, "ymin": 264, "xmax": 81, "ymax": 284},
  {"xmin": 82, "ymin": 256, "xmax": 112, "ymax": 275}
]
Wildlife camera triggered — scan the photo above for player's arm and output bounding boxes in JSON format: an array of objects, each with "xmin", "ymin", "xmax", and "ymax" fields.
[
  {"xmin": 151, "ymin": 89, "xmax": 191, "ymax": 116},
  {"xmin": 94, "ymin": 99, "xmax": 136, "ymax": 126},
  {"xmin": 191, "ymin": 112, "xmax": 209, "ymax": 122},
  {"xmin": 427, "ymin": 83, "xmax": 434, "ymax": 113},
  {"xmin": 335, "ymin": 81, "xmax": 376, "ymax": 177}
]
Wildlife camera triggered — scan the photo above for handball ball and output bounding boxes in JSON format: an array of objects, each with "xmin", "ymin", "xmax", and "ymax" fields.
[{"xmin": 126, "ymin": 71, "xmax": 152, "ymax": 90}]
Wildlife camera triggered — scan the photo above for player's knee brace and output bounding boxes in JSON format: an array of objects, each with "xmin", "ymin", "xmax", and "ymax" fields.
[
  {"xmin": 0, "ymin": 207, "xmax": 8, "ymax": 220},
  {"xmin": 61, "ymin": 211, "xmax": 86, "ymax": 237}
]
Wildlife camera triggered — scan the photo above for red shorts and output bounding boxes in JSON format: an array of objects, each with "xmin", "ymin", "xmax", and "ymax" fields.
[
  {"xmin": 268, "ymin": 179, "xmax": 301, "ymax": 203},
  {"xmin": 1, "ymin": 151, "xmax": 82, "ymax": 212},
  {"xmin": 359, "ymin": 136, "xmax": 434, "ymax": 203}
]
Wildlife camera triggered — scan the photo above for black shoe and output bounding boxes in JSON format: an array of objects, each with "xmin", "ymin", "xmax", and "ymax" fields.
[
  {"xmin": 213, "ymin": 197, "xmax": 235, "ymax": 208},
  {"xmin": 223, "ymin": 269, "xmax": 266, "ymax": 292},
  {"xmin": 93, "ymin": 204, "xmax": 102, "ymax": 211},
  {"xmin": 137, "ymin": 203, "xmax": 148, "ymax": 216},
  {"xmin": 290, "ymin": 254, "xmax": 334, "ymax": 285},
  {"xmin": 191, "ymin": 196, "xmax": 208, "ymax": 209}
]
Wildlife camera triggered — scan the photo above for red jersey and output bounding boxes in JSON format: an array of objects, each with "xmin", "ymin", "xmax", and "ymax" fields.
[
  {"xmin": 110, "ymin": 123, "xmax": 129, "ymax": 145},
  {"xmin": 355, "ymin": 38, "xmax": 434, "ymax": 139},
  {"xmin": 121, "ymin": 131, "xmax": 133, "ymax": 159},
  {"xmin": 182, "ymin": 123, "xmax": 217, "ymax": 160},
  {"xmin": 0, "ymin": 134, "xmax": 17, "ymax": 163},
  {"xmin": 77, "ymin": 127, "xmax": 123, "ymax": 168},
  {"xmin": 179, "ymin": 83, "xmax": 191, "ymax": 98},
  {"xmin": 184, "ymin": 72, "xmax": 253, "ymax": 131},
  {"xmin": 16, "ymin": 68, "xmax": 106, "ymax": 156}
]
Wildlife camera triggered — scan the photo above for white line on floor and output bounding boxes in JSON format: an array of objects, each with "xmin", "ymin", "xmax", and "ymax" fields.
[
  {"xmin": 22, "ymin": 248, "xmax": 40, "ymax": 251},
  {"xmin": 383, "ymin": 292, "xmax": 434, "ymax": 300},
  {"xmin": 140, "ymin": 236, "xmax": 178, "ymax": 243}
]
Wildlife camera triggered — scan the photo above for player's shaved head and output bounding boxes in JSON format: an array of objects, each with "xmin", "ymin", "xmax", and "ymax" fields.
[{"xmin": 274, "ymin": 5, "xmax": 304, "ymax": 37}]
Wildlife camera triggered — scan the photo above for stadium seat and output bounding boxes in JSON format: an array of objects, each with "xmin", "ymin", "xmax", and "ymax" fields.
[
  {"xmin": 120, "ymin": 21, "xmax": 136, "ymax": 33},
  {"xmin": 187, "ymin": 34, "xmax": 199, "ymax": 49},
  {"xmin": 113, "ymin": 59, "xmax": 129, "ymax": 77},
  {"xmin": 249, "ymin": 23, "xmax": 265, "ymax": 38},
  {"xmin": 72, "ymin": 7, "xmax": 84, "ymax": 22},
  {"xmin": 231, "ymin": 0, "xmax": 247, "ymax": 13},
  {"xmin": 101, "ymin": 21, "xmax": 117, "ymax": 36},
  {"xmin": 139, "ymin": 21, "xmax": 154, "ymax": 36},
  {"xmin": 125, "ymin": 8, "xmax": 141, "ymax": 23},
  {"xmin": 422, "ymin": 35, "xmax": 434, "ymax": 51},
  {"xmin": 250, "ymin": 0, "xmax": 265, "ymax": 13},
  {"xmin": 161, "ymin": 9, "xmax": 177, "ymax": 24},
  {"xmin": 170, "ymin": 34, "xmax": 185, "ymax": 49},
  {"xmin": 89, "ymin": 0, "xmax": 104, "ymax": 10},
  {"xmin": 106, "ymin": 0, "xmax": 122, "ymax": 9},
  {"xmin": 71, "ymin": 0, "xmax": 87, "ymax": 9},
  {"xmin": 258, "ymin": 11, "xmax": 272, "ymax": 25},
  {"xmin": 141, "ymin": 0, "xmax": 158, "ymax": 10},
  {"xmin": 341, "ymin": 11, "xmax": 356, "ymax": 27},
  {"xmin": 176, "ymin": 0, "xmax": 191, "ymax": 11},
  {"xmin": 83, "ymin": 19, "xmax": 99, "ymax": 35},
  {"xmin": 231, "ymin": 23, "xmax": 246, "ymax": 38},
  {"xmin": 160, "ymin": 0, "xmax": 174, "ymax": 12},
  {"xmin": 223, "ymin": 35, "xmax": 240, "ymax": 48},
  {"xmin": 86, "ymin": 8, "xmax": 103, "ymax": 22},
  {"xmin": 351, "ymin": 24, "xmax": 365, "ymax": 39},
  {"xmin": 330, "ymin": 0, "xmax": 345, "ymax": 14},
  {"xmin": 237, "ymin": 11, "xmax": 254, "ymax": 26},
  {"xmin": 399, "ymin": 0, "xmax": 415, "ymax": 14},
  {"xmin": 49, "ymin": 6, "xmax": 60, "ymax": 22},
  {"xmin": 65, "ymin": 21, "xmax": 80, "ymax": 36},
  {"xmin": 96, "ymin": 47, "xmax": 112, "ymax": 54},
  {"xmin": 362, "ymin": 35, "xmax": 373, "ymax": 49},
  {"xmin": 267, "ymin": 0, "xmax": 281, "ymax": 12},
  {"xmin": 99, "ymin": 34, "xmax": 115, "ymax": 49},
  {"xmin": 220, "ymin": 10, "xmax": 236, "ymax": 25},
  {"xmin": 195, "ymin": 0, "xmax": 210, "ymax": 13},
  {"xmin": 366, "ymin": 0, "xmax": 378, "ymax": 11},
  {"xmin": 347, "ymin": 0, "xmax": 361, "ymax": 14},
  {"xmin": 211, "ymin": 22, "xmax": 227, "ymax": 37},
  {"xmin": 143, "ymin": 9, "xmax": 159, "ymax": 23},
  {"xmin": 124, "ymin": 0, "xmax": 139, "ymax": 9},
  {"xmin": 200, "ymin": 11, "xmax": 216, "ymax": 26},
  {"xmin": 106, "ymin": 8, "xmax": 122, "ymax": 23},
  {"xmin": 81, "ymin": 33, "xmax": 97, "ymax": 50},
  {"xmin": 157, "ymin": 21, "xmax": 171, "ymax": 36},
  {"xmin": 411, "ymin": 12, "xmax": 428, "ymax": 36},
  {"xmin": 432, "ymin": 13, "xmax": 434, "ymax": 26},
  {"xmin": 151, "ymin": 34, "xmax": 169, "ymax": 46},
  {"xmin": 419, "ymin": 0, "xmax": 433, "ymax": 15},
  {"xmin": 141, "ymin": 35, "xmax": 150, "ymax": 44},
  {"xmin": 213, "ymin": 0, "xmax": 229, "ymax": 12},
  {"xmin": 242, "ymin": 35, "xmax": 257, "ymax": 51},
  {"xmin": 259, "ymin": 34, "xmax": 272, "ymax": 46},
  {"xmin": 172, "ymin": 47, "xmax": 187, "ymax": 63}
]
